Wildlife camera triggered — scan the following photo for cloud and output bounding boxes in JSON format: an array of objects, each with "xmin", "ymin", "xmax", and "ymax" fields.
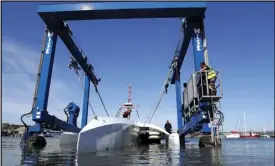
[
  {"xmin": 2, "ymin": 36, "xmax": 86, "ymax": 126},
  {"xmin": 1, "ymin": 36, "xmax": 180, "ymax": 131},
  {"xmin": 2, "ymin": 37, "xmax": 40, "ymax": 75}
]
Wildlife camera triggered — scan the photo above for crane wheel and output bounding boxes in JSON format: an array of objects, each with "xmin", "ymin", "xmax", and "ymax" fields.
[
  {"xmin": 199, "ymin": 135, "xmax": 214, "ymax": 148},
  {"xmin": 26, "ymin": 134, "xmax": 47, "ymax": 148}
]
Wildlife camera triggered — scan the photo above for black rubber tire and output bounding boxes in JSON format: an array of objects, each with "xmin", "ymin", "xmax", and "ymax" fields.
[
  {"xmin": 199, "ymin": 135, "xmax": 214, "ymax": 148},
  {"xmin": 26, "ymin": 134, "xmax": 47, "ymax": 147}
]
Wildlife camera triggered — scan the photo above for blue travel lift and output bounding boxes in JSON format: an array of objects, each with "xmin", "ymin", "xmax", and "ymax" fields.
[{"xmin": 20, "ymin": 2, "xmax": 223, "ymax": 148}]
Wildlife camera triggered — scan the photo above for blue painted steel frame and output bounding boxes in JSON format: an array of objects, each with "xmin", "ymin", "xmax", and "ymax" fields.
[
  {"xmin": 81, "ymin": 75, "xmax": 90, "ymax": 128},
  {"xmin": 29, "ymin": 30, "xmax": 81, "ymax": 134},
  {"xmin": 175, "ymin": 79, "xmax": 183, "ymax": 130},
  {"xmin": 37, "ymin": 2, "xmax": 206, "ymax": 20},
  {"xmin": 27, "ymin": 2, "xmax": 209, "ymax": 139},
  {"xmin": 178, "ymin": 18, "xmax": 212, "ymax": 135},
  {"xmin": 66, "ymin": 102, "xmax": 80, "ymax": 127},
  {"xmin": 32, "ymin": 31, "xmax": 58, "ymax": 123}
]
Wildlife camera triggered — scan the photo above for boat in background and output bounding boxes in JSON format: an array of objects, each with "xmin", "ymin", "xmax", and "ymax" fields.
[
  {"xmin": 240, "ymin": 112, "xmax": 260, "ymax": 138},
  {"xmin": 225, "ymin": 131, "xmax": 240, "ymax": 138},
  {"xmin": 225, "ymin": 120, "xmax": 241, "ymax": 138},
  {"xmin": 240, "ymin": 130, "xmax": 260, "ymax": 138},
  {"xmin": 260, "ymin": 123, "xmax": 270, "ymax": 138},
  {"xmin": 260, "ymin": 135, "xmax": 270, "ymax": 138}
]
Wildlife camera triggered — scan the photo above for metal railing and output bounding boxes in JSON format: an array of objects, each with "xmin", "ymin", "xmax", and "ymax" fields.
[
  {"xmin": 196, "ymin": 70, "xmax": 223, "ymax": 101},
  {"xmin": 182, "ymin": 70, "xmax": 223, "ymax": 122}
]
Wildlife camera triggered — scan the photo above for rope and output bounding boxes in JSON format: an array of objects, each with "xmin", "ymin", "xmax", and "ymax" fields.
[
  {"xmin": 116, "ymin": 107, "xmax": 122, "ymax": 118},
  {"xmin": 94, "ymin": 85, "xmax": 110, "ymax": 117},
  {"xmin": 135, "ymin": 106, "xmax": 140, "ymax": 121},
  {"xmin": 76, "ymin": 73, "xmax": 97, "ymax": 117},
  {"xmin": 143, "ymin": 60, "xmax": 178, "ymax": 126},
  {"xmin": 148, "ymin": 91, "xmax": 166, "ymax": 124},
  {"xmin": 70, "ymin": 54, "xmax": 108, "ymax": 117},
  {"xmin": 70, "ymin": 34, "xmax": 108, "ymax": 117},
  {"xmin": 77, "ymin": 72, "xmax": 84, "ymax": 106}
]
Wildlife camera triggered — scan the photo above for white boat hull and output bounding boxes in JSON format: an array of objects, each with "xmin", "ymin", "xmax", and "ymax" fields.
[
  {"xmin": 225, "ymin": 134, "xmax": 240, "ymax": 138},
  {"xmin": 135, "ymin": 122, "xmax": 169, "ymax": 140},
  {"xmin": 59, "ymin": 117, "xmax": 171, "ymax": 154},
  {"xmin": 168, "ymin": 132, "xmax": 180, "ymax": 146},
  {"xmin": 59, "ymin": 132, "xmax": 79, "ymax": 149},
  {"xmin": 260, "ymin": 135, "xmax": 270, "ymax": 138},
  {"xmin": 77, "ymin": 117, "xmax": 140, "ymax": 154}
]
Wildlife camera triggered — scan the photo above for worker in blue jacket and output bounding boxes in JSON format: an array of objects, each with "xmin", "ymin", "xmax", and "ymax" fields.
[{"xmin": 164, "ymin": 120, "xmax": 172, "ymax": 134}]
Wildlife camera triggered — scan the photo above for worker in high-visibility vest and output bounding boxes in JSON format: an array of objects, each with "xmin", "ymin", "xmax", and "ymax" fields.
[{"xmin": 200, "ymin": 62, "xmax": 217, "ymax": 95}]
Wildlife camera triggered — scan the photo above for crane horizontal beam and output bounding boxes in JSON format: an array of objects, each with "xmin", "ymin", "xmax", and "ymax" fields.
[
  {"xmin": 39, "ymin": 112, "xmax": 81, "ymax": 133},
  {"xmin": 57, "ymin": 25, "xmax": 99, "ymax": 85},
  {"xmin": 42, "ymin": 21, "xmax": 100, "ymax": 86},
  {"xmin": 37, "ymin": 2, "xmax": 206, "ymax": 21}
]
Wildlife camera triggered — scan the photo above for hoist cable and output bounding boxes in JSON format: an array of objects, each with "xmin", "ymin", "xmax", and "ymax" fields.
[
  {"xmin": 148, "ymin": 91, "xmax": 166, "ymax": 124},
  {"xmin": 70, "ymin": 53, "xmax": 108, "ymax": 118},
  {"xmin": 144, "ymin": 61, "xmax": 176, "ymax": 124},
  {"xmin": 69, "ymin": 33, "xmax": 104, "ymax": 117},
  {"xmin": 135, "ymin": 106, "xmax": 141, "ymax": 121},
  {"xmin": 143, "ymin": 25, "xmax": 184, "ymax": 123},
  {"xmin": 94, "ymin": 85, "xmax": 110, "ymax": 117},
  {"xmin": 76, "ymin": 73, "xmax": 97, "ymax": 117},
  {"xmin": 143, "ymin": 61, "xmax": 178, "ymax": 126}
]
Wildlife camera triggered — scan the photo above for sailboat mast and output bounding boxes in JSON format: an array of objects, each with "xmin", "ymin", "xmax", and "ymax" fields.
[
  {"xmin": 235, "ymin": 120, "xmax": 239, "ymax": 131},
  {"xmin": 244, "ymin": 112, "xmax": 247, "ymax": 134},
  {"xmin": 128, "ymin": 85, "xmax": 132, "ymax": 103},
  {"xmin": 263, "ymin": 123, "xmax": 266, "ymax": 135}
]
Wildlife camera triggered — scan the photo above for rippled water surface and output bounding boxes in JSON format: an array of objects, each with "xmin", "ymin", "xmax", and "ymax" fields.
[{"xmin": 2, "ymin": 137, "xmax": 274, "ymax": 166}]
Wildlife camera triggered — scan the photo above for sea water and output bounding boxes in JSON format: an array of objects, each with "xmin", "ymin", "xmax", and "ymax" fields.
[{"xmin": 2, "ymin": 137, "xmax": 274, "ymax": 166}]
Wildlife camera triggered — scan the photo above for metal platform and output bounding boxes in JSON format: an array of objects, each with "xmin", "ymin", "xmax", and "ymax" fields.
[{"xmin": 199, "ymin": 96, "xmax": 222, "ymax": 102}]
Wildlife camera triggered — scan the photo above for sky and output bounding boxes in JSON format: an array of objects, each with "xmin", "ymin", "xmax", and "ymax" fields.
[{"xmin": 2, "ymin": 2, "xmax": 274, "ymax": 132}]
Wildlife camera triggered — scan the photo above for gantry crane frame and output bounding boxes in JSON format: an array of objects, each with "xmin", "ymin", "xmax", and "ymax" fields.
[{"xmin": 21, "ymin": 2, "xmax": 222, "ymax": 146}]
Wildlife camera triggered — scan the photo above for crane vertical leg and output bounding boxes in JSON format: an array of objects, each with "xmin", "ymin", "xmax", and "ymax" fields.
[
  {"xmin": 191, "ymin": 19, "xmax": 205, "ymax": 72},
  {"xmin": 81, "ymin": 75, "xmax": 90, "ymax": 128},
  {"xmin": 190, "ymin": 18, "xmax": 218, "ymax": 147},
  {"xmin": 32, "ymin": 30, "xmax": 58, "ymax": 124},
  {"xmin": 174, "ymin": 63, "xmax": 185, "ymax": 146},
  {"xmin": 21, "ymin": 29, "xmax": 58, "ymax": 146}
]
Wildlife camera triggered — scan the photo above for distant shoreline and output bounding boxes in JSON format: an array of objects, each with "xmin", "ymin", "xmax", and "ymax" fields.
[
  {"xmin": 2, "ymin": 122, "xmax": 274, "ymax": 137},
  {"xmin": 1, "ymin": 123, "xmax": 61, "ymax": 137},
  {"xmin": 2, "ymin": 123, "xmax": 25, "ymax": 137}
]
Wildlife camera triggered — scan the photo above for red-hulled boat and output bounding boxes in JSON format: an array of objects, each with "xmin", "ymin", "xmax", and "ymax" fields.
[
  {"xmin": 240, "ymin": 130, "xmax": 260, "ymax": 138},
  {"xmin": 240, "ymin": 112, "xmax": 260, "ymax": 138}
]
